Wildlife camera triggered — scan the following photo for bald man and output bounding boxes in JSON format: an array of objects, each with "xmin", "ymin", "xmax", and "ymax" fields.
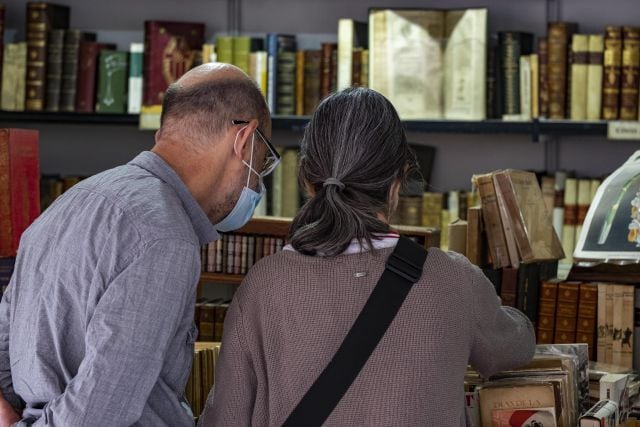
[{"xmin": 0, "ymin": 64, "xmax": 275, "ymax": 426}]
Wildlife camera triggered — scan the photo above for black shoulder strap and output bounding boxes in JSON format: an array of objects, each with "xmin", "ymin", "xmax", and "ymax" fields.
[{"xmin": 283, "ymin": 236, "xmax": 428, "ymax": 427}]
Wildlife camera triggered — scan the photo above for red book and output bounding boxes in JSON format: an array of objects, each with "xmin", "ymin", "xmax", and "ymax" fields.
[
  {"xmin": 75, "ymin": 42, "xmax": 116, "ymax": 112},
  {"xmin": 0, "ymin": 129, "xmax": 40, "ymax": 257},
  {"xmin": 143, "ymin": 21, "xmax": 205, "ymax": 106}
]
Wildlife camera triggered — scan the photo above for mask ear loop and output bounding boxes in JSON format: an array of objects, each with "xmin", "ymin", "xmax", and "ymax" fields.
[{"xmin": 233, "ymin": 125, "xmax": 257, "ymax": 188}]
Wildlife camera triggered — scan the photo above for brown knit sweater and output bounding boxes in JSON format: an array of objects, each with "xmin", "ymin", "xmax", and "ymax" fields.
[{"xmin": 198, "ymin": 247, "xmax": 536, "ymax": 426}]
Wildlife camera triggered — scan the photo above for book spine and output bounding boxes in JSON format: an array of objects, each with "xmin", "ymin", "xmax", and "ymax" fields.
[
  {"xmin": 26, "ymin": 2, "xmax": 50, "ymax": 111},
  {"xmin": 548, "ymin": 23, "xmax": 575, "ymax": 119},
  {"xmin": 486, "ymin": 41, "xmax": 499, "ymax": 119},
  {"xmin": 554, "ymin": 282, "xmax": 580, "ymax": 344},
  {"xmin": 465, "ymin": 206, "xmax": 483, "ymax": 266},
  {"xmin": 351, "ymin": 48, "xmax": 363, "ymax": 88},
  {"xmin": 538, "ymin": 38, "xmax": 549, "ymax": 118},
  {"xmin": 602, "ymin": 26, "xmax": 623, "ymax": 120},
  {"xmin": 295, "ymin": 50, "xmax": 305, "ymax": 116},
  {"xmin": 75, "ymin": 42, "xmax": 98, "ymax": 112},
  {"xmin": 605, "ymin": 285, "xmax": 614, "ymax": 363},
  {"xmin": 320, "ymin": 43, "xmax": 335, "ymax": 100},
  {"xmin": 276, "ymin": 51, "xmax": 295, "ymax": 115},
  {"xmin": 96, "ymin": 51, "xmax": 128, "ymax": 114},
  {"xmin": 266, "ymin": 34, "xmax": 278, "ymax": 113},
  {"xmin": 0, "ymin": 129, "xmax": 40, "ymax": 257},
  {"xmin": 612, "ymin": 285, "xmax": 625, "ymax": 366},
  {"xmin": 561, "ymin": 178, "xmax": 578, "ymax": 264},
  {"xmin": 537, "ymin": 280, "xmax": 559, "ymax": 344},
  {"xmin": 500, "ymin": 267, "xmax": 518, "ymax": 307},
  {"xmin": 530, "ymin": 53, "xmax": 539, "ymax": 118},
  {"xmin": 1, "ymin": 44, "xmax": 25, "ymax": 111},
  {"xmin": 45, "ymin": 29, "xmax": 65, "ymax": 112},
  {"xmin": 475, "ymin": 174, "xmax": 510, "ymax": 269},
  {"xmin": 619, "ymin": 27, "xmax": 640, "ymax": 120},
  {"xmin": 216, "ymin": 36, "xmax": 234, "ymax": 65},
  {"xmin": 60, "ymin": 31, "xmax": 82, "ymax": 112},
  {"xmin": 240, "ymin": 235, "xmax": 248, "ymax": 274},
  {"xmin": 586, "ymin": 35, "xmax": 604, "ymax": 120},
  {"xmin": 520, "ymin": 55, "xmax": 532, "ymax": 120},
  {"xmin": 570, "ymin": 34, "xmax": 589, "ymax": 120},
  {"xmin": 360, "ymin": 49, "xmax": 369, "ymax": 87},
  {"xmin": 127, "ymin": 43, "xmax": 144, "ymax": 114},
  {"xmin": 233, "ymin": 235, "xmax": 241, "ymax": 275},
  {"xmin": 576, "ymin": 283, "xmax": 598, "ymax": 360},
  {"xmin": 500, "ymin": 32, "xmax": 522, "ymax": 116},
  {"xmin": 337, "ymin": 19, "xmax": 353, "ymax": 90},
  {"xmin": 552, "ymin": 171, "xmax": 566, "ymax": 240},
  {"xmin": 303, "ymin": 50, "xmax": 321, "ymax": 115},
  {"xmin": 234, "ymin": 36, "xmax": 251, "ymax": 74},
  {"xmin": 621, "ymin": 285, "xmax": 635, "ymax": 368},
  {"xmin": 598, "ymin": 284, "xmax": 608, "ymax": 362}
]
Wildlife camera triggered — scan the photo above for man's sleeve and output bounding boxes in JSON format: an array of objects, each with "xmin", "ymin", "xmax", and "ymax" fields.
[
  {"xmin": 33, "ymin": 238, "xmax": 199, "ymax": 426},
  {"xmin": 0, "ymin": 278, "xmax": 24, "ymax": 410}
]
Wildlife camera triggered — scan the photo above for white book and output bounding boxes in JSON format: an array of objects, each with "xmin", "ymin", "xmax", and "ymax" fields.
[
  {"xmin": 249, "ymin": 51, "xmax": 268, "ymax": 98},
  {"xmin": 337, "ymin": 19, "xmax": 354, "ymax": 90},
  {"xmin": 127, "ymin": 43, "xmax": 144, "ymax": 114},
  {"xmin": 519, "ymin": 55, "xmax": 532, "ymax": 121}
]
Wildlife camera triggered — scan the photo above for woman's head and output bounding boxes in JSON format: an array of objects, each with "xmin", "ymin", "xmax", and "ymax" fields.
[{"xmin": 289, "ymin": 87, "xmax": 419, "ymax": 256}]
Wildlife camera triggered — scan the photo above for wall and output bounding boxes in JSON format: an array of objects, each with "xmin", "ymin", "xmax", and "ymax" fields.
[{"xmin": 0, "ymin": 0, "xmax": 638, "ymax": 190}]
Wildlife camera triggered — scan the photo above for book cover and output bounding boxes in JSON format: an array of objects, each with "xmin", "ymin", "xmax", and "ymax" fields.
[
  {"xmin": 474, "ymin": 173, "xmax": 510, "ymax": 268},
  {"xmin": 570, "ymin": 34, "xmax": 589, "ymax": 121},
  {"xmin": 127, "ymin": 43, "xmax": 144, "ymax": 114},
  {"xmin": 597, "ymin": 283, "xmax": 609, "ymax": 363},
  {"xmin": 25, "ymin": 2, "xmax": 70, "ymax": 111},
  {"xmin": 612, "ymin": 285, "xmax": 625, "ymax": 366},
  {"xmin": 619, "ymin": 27, "xmax": 640, "ymax": 120},
  {"xmin": 1, "ymin": 43, "xmax": 27, "ymax": 111},
  {"xmin": 96, "ymin": 51, "xmax": 128, "ymax": 114},
  {"xmin": 547, "ymin": 22, "xmax": 579, "ymax": 119},
  {"xmin": 216, "ymin": 36, "xmax": 234, "ymax": 65},
  {"xmin": 44, "ymin": 29, "xmax": 65, "ymax": 112},
  {"xmin": 493, "ymin": 170, "xmax": 564, "ymax": 263},
  {"xmin": 519, "ymin": 55, "xmax": 532, "ymax": 120},
  {"xmin": 576, "ymin": 283, "xmax": 598, "ymax": 360},
  {"xmin": 422, "ymin": 192, "xmax": 444, "ymax": 229},
  {"xmin": 492, "ymin": 172, "xmax": 520, "ymax": 267},
  {"xmin": 249, "ymin": 51, "xmax": 268, "ymax": 98},
  {"xmin": 499, "ymin": 31, "xmax": 533, "ymax": 117},
  {"xmin": 143, "ymin": 21, "xmax": 205, "ymax": 106},
  {"xmin": 60, "ymin": 30, "xmax": 96, "ymax": 112},
  {"xmin": 486, "ymin": 37, "xmax": 500, "ymax": 119},
  {"xmin": 579, "ymin": 399, "xmax": 617, "ymax": 426},
  {"xmin": 466, "ymin": 206, "xmax": 485, "ymax": 266},
  {"xmin": 602, "ymin": 26, "xmax": 623, "ymax": 120},
  {"xmin": 541, "ymin": 175, "xmax": 555, "ymax": 216},
  {"xmin": 554, "ymin": 281, "xmax": 580, "ymax": 344},
  {"xmin": 75, "ymin": 42, "xmax": 116, "ymax": 112},
  {"xmin": 369, "ymin": 9, "xmax": 444, "ymax": 119},
  {"xmin": 303, "ymin": 50, "xmax": 321, "ymax": 115},
  {"xmin": 276, "ymin": 51, "xmax": 296, "ymax": 115},
  {"xmin": 0, "ymin": 129, "xmax": 40, "ymax": 257},
  {"xmin": 320, "ymin": 42, "xmax": 337, "ymax": 100},
  {"xmin": 491, "ymin": 408, "xmax": 557, "ymax": 427},
  {"xmin": 295, "ymin": 50, "xmax": 305, "ymax": 116},
  {"xmin": 586, "ymin": 34, "xmax": 604, "ymax": 121},
  {"xmin": 443, "ymin": 8, "xmax": 487, "ymax": 120},
  {"xmin": 233, "ymin": 36, "xmax": 252, "ymax": 74},
  {"xmin": 337, "ymin": 19, "xmax": 368, "ymax": 91},
  {"xmin": 478, "ymin": 381, "xmax": 558, "ymax": 427},
  {"xmin": 500, "ymin": 267, "xmax": 518, "ymax": 307},
  {"xmin": 537, "ymin": 280, "xmax": 560, "ymax": 344},
  {"xmin": 516, "ymin": 263, "xmax": 543, "ymax": 325},
  {"xmin": 266, "ymin": 33, "xmax": 296, "ymax": 113}
]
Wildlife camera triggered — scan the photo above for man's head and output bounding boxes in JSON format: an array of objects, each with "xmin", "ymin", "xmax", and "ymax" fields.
[{"xmin": 152, "ymin": 63, "xmax": 273, "ymax": 228}]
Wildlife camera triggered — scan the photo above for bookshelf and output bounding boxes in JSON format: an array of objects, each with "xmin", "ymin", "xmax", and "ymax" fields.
[{"xmin": 199, "ymin": 216, "xmax": 440, "ymax": 285}]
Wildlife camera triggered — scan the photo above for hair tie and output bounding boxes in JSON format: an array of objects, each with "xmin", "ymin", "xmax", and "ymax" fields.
[{"xmin": 323, "ymin": 177, "xmax": 346, "ymax": 191}]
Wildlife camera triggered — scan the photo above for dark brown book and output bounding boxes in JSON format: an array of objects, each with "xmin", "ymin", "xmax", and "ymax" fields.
[
  {"xmin": 554, "ymin": 281, "xmax": 580, "ymax": 343},
  {"xmin": 547, "ymin": 22, "xmax": 579, "ymax": 119},
  {"xmin": 537, "ymin": 279, "xmax": 560, "ymax": 344},
  {"xmin": 45, "ymin": 29, "xmax": 64, "ymax": 112},
  {"xmin": 295, "ymin": 50, "xmax": 304, "ymax": 116},
  {"xmin": 75, "ymin": 42, "xmax": 115, "ymax": 112},
  {"xmin": 576, "ymin": 282, "xmax": 598, "ymax": 360},
  {"xmin": 143, "ymin": 21, "xmax": 205, "ymax": 106},
  {"xmin": 303, "ymin": 50, "xmax": 321, "ymax": 115},
  {"xmin": 213, "ymin": 303, "xmax": 229, "ymax": 342},
  {"xmin": 500, "ymin": 267, "xmax": 518, "ymax": 308},
  {"xmin": 233, "ymin": 234, "xmax": 241, "ymax": 275},
  {"xmin": 276, "ymin": 51, "xmax": 296, "ymax": 115},
  {"xmin": 60, "ymin": 30, "xmax": 96, "ymax": 112},
  {"xmin": 25, "ymin": 2, "xmax": 70, "ymax": 111},
  {"xmin": 351, "ymin": 48, "xmax": 363, "ymax": 88},
  {"xmin": 255, "ymin": 235, "xmax": 264, "ymax": 263},
  {"xmin": 602, "ymin": 26, "xmax": 623, "ymax": 120},
  {"xmin": 498, "ymin": 31, "xmax": 534, "ymax": 116},
  {"xmin": 320, "ymin": 42, "xmax": 337, "ymax": 100},
  {"xmin": 474, "ymin": 173, "xmax": 510, "ymax": 269},
  {"xmin": 330, "ymin": 47, "xmax": 338, "ymax": 93},
  {"xmin": 619, "ymin": 27, "xmax": 640, "ymax": 120},
  {"xmin": 486, "ymin": 36, "xmax": 500, "ymax": 119},
  {"xmin": 466, "ymin": 206, "xmax": 485, "ymax": 267},
  {"xmin": 538, "ymin": 38, "xmax": 549, "ymax": 118},
  {"xmin": 198, "ymin": 302, "xmax": 215, "ymax": 341}
]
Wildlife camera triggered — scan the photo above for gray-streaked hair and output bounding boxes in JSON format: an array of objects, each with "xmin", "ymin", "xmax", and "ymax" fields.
[
  {"xmin": 159, "ymin": 77, "xmax": 270, "ymax": 140},
  {"xmin": 289, "ymin": 87, "xmax": 419, "ymax": 257}
]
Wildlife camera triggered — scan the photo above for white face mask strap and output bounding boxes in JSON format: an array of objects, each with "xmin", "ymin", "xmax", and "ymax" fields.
[{"xmin": 234, "ymin": 126, "xmax": 258, "ymax": 188}]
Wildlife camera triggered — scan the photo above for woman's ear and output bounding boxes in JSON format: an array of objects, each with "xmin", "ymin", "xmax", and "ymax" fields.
[
  {"xmin": 389, "ymin": 178, "xmax": 401, "ymax": 215},
  {"xmin": 303, "ymin": 179, "xmax": 316, "ymax": 197}
]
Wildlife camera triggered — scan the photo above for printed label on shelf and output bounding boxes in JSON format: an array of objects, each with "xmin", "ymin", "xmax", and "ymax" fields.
[{"xmin": 607, "ymin": 121, "xmax": 640, "ymax": 140}]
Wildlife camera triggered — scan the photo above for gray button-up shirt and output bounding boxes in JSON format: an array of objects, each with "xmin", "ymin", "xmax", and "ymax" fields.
[{"xmin": 0, "ymin": 151, "xmax": 218, "ymax": 426}]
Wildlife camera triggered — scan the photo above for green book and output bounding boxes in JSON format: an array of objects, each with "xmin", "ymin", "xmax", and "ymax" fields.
[
  {"xmin": 216, "ymin": 36, "xmax": 234, "ymax": 65},
  {"xmin": 127, "ymin": 43, "xmax": 144, "ymax": 114},
  {"xmin": 234, "ymin": 36, "xmax": 251, "ymax": 74},
  {"xmin": 96, "ymin": 50, "xmax": 128, "ymax": 113}
]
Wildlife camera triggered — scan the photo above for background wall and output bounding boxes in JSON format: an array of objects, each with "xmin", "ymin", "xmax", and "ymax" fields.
[{"xmin": 0, "ymin": 0, "xmax": 638, "ymax": 190}]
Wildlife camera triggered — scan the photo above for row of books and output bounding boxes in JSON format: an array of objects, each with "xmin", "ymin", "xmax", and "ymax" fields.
[
  {"xmin": 186, "ymin": 342, "xmax": 220, "ymax": 419},
  {"xmin": 200, "ymin": 233, "xmax": 286, "ymax": 275},
  {"xmin": 493, "ymin": 25, "xmax": 640, "ymax": 122},
  {"xmin": 194, "ymin": 299, "xmax": 230, "ymax": 342}
]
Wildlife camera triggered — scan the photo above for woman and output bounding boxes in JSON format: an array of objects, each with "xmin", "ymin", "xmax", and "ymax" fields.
[{"xmin": 199, "ymin": 88, "xmax": 535, "ymax": 426}]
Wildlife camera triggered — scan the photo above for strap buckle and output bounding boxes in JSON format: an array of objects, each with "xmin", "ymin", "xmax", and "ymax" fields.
[{"xmin": 385, "ymin": 252, "xmax": 423, "ymax": 282}]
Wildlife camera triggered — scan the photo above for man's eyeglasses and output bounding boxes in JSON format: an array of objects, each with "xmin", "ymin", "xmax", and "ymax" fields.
[{"xmin": 232, "ymin": 120, "xmax": 280, "ymax": 177}]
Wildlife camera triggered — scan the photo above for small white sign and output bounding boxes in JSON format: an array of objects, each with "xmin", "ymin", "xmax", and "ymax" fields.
[{"xmin": 607, "ymin": 121, "xmax": 640, "ymax": 140}]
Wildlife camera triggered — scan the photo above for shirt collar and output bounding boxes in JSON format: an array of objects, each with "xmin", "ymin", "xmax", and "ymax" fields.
[{"xmin": 129, "ymin": 151, "xmax": 219, "ymax": 245}]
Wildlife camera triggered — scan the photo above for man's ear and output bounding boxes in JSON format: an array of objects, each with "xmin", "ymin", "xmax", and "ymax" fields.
[{"xmin": 233, "ymin": 119, "xmax": 259, "ymax": 162}]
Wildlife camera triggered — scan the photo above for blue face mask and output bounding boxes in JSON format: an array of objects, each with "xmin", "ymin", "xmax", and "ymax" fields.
[{"xmin": 214, "ymin": 129, "xmax": 266, "ymax": 232}]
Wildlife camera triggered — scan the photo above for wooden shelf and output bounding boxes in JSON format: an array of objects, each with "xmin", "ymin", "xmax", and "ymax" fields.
[
  {"xmin": 200, "ymin": 272, "xmax": 244, "ymax": 285},
  {"xmin": 0, "ymin": 111, "xmax": 616, "ymax": 139}
]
